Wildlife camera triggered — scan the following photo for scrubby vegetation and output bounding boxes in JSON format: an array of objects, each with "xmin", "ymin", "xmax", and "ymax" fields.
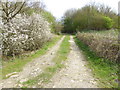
[{"xmin": 77, "ymin": 30, "xmax": 119, "ymax": 62}]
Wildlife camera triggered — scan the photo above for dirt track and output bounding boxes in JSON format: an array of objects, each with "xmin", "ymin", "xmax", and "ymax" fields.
[
  {"xmin": 44, "ymin": 36, "xmax": 98, "ymax": 88},
  {"xmin": 0, "ymin": 36, "xmax": 65, "ymax": 88},
  {"xmin": 1, "ymin": 35, "xmax": 98, "ymax": 88}
]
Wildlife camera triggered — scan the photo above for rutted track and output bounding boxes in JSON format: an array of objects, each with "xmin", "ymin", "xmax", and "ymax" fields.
[
  {"xmin": 44, "ymin": 36, "xmax": 98, "ymax": 88},
  {"xmin": 1, "ymin": 35, "xmax": 98, "ymax": 88},
  {"xmin": 0, "ymin": 36, "xmax": 65, "ymax": 88}
]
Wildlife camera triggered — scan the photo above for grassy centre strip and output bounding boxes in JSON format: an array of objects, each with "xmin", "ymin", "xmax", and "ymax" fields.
[{"xmin": 23, "ymin": 35, "xmax": 70, "ymax": 88}]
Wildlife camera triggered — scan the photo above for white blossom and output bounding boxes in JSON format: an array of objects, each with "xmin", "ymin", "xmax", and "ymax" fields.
[{"xmin": 1, "ymin": 13, "xmax": 52, "ymax": 56}]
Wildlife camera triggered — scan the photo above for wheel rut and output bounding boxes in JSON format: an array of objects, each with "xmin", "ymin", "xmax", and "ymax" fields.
[
  {"xmin": 44, "ymin": 36, "xmax": 98, "ymax": 88},
  {"xmin": 0, "ymin": 36, "xmax": 65, "ymax": 88}
]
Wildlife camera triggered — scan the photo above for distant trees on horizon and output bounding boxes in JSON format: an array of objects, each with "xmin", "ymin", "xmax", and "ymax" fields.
[{"xmin": 62, "ymin": 3, "xmax": 118, "ymax": 33}]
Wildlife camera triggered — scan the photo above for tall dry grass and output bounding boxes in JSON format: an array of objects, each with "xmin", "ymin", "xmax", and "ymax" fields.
[{"xmin": 77, "ymin": 30, "xmax": 119, "ymax": 62}]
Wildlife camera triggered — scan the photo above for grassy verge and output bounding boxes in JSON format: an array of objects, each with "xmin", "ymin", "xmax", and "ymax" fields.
[
  {"xmin": 23, "ymin": 35, "xmax": 70, "ymax": 88},
  {"xmin": 2, "ymin": 35, "xmax": 62, "ymax": 79},
  {"xmin": 74, "ymin": 37, "xmax": 118, "ymax": 88}
]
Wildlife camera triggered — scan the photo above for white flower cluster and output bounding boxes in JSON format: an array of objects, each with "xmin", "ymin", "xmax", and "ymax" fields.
[{"xmin": 1, "ymin": 13, "xmax": 52, "ymax": 56}]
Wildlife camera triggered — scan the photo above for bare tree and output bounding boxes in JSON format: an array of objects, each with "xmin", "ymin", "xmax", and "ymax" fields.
[
  {"xmin": 99, "ymin": 4, "xmax": 116, "ymax": 17},
  {"xmin": 64, "ymin": 8, "xmax": 77, "ymax": 18},
  {"xmin": 1, "ymin": 1, "xmax": 26, "ymax": 23}
]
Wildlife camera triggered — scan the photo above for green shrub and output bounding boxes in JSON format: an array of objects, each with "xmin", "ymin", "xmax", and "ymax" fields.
[{"xmin": 103, "ymin": 16, "xmax": 113, "ymax": 29}]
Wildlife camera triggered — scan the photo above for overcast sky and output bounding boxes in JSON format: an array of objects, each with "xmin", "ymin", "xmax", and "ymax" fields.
[{"xmin": 43, "ymin": 0, "xmax": 120, "ymax": 20}]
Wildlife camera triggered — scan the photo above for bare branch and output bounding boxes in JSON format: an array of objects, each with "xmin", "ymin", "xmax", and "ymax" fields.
[
  {"xmin": 9, "ymin": 2, "xmax": 25, "ymax": 20},
  {"xmin": 8, "ymin": 3, "xmax": 17, "ymax": 15}
]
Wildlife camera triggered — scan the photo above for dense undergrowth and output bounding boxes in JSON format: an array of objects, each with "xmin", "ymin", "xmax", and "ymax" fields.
[
  {"xmin": 77, "ymin": 30, "xmax": 119, "ymax": 62},
  {"xmin": 23, "ymin": 36, "xmax": 70, "ymax": 88},
  {"xmin": 2, "ymin": 35, "xmax": 62, "ymax": 79},
  {"xmin": 74, "ymin": 37, "xmax": 119, "ymax": 88}
]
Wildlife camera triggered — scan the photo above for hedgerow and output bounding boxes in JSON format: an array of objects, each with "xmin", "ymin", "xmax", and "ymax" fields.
[
  {"xmin": 77, "ymin": 31, "xmax": 119, "ymax": 62},
  {"xmin": 1, "ymin": 14, "xmax": 52, "ymax": 57}
]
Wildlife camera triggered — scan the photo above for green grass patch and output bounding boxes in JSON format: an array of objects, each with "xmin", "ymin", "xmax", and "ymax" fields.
[
  {"xmin": 2, "ymin": 35, "xmax": 62, "ymax": 79},
  {"xmin": 74, "ymin": 37, "xmax": 119, "ymax": 88},
  {"xmin": 23, "ymin": 35, "xmax": 70, "ymax": 87}
]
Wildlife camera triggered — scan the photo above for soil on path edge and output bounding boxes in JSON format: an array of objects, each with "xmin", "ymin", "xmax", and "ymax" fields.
[{"xmin": 44, "ymin": 36, "xmax": 98, "ymax": 88}]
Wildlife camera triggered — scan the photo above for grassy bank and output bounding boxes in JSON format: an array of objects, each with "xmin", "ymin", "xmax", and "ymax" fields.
[
  {"xmin": 74, "ymin": 37, "xmax": 118, "ymax": 88},
  {"xmin": 2, "ymin": 35, "xmax": 62, "ymax": 79},
  {"xmin": 23, "ymin": 35, "xmax": 70, "ymax": 88}
]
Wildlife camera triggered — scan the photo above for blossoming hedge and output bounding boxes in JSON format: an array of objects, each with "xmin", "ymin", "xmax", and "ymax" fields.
[{"xmin": 1, "ymin": 14, "xmax": 52, "ymax": 56}]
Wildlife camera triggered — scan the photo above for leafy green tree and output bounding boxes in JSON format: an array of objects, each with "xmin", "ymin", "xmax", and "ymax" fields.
[
  {"xmin": 62, "ymin": 3, "xmax": 116, "ymax": 33},
  {"xmin": 41, "ymin": 11, "xmax": 56, "ymax": 33},
  {"xmin": 54, "ymin": 22, "xmax": 63, "ymax": 34},
  {"xmin": 62, "ymin": 17, "xmax": 75, "ymax": 33}
]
